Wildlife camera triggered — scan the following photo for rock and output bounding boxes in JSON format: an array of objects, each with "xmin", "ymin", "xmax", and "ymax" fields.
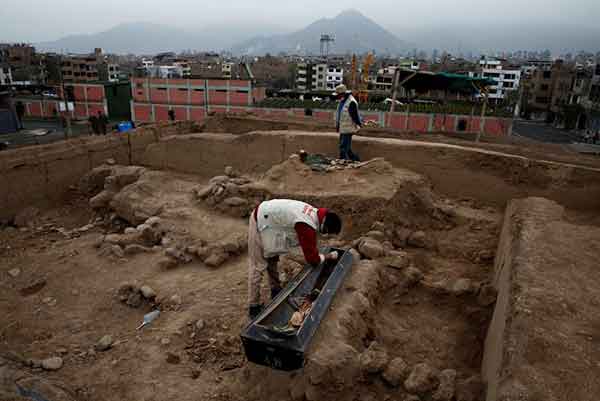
[
  {"xmin": 19, "ymin": 278, "xmax": 47, "ymax": 296},
  {"xmin": 382, "ymin": 241, "xmax": 394, "ymax": 255},
  {"xmin": 117, "ymin": 282, "xmax": 137, "ymax": 301},
  {"xmin": 408, "ymin": 231, "xmax": 428, "ymax": 248},
  {"xmin": 432, "ymin": 369, "xmax": 457, "ymax": 401},
  {"xmin": 158, "ymin": 256, "xmax": 178, "ymax": 270},
  {"xmin": 41, "ymin": 357, "xmax": 63, "ymax": 371},
  {"xmin": 383, "ymin": 252, "xmax": 410, "ymax": 270},
  {"xmin": 451, "ymin": 279, "xmax": 473, "ymax": 295},
  {"xmin": 349, "ymin": 248, "xmax": 361, "ymax": 262},
  {"xmin": 124, "ymin": 227, "xmax": 138, "ymax": 235},
  {"xmin": 366, "ymin": 230, "xmax": 386, "ymax": 242},
  {"xmin": 196, "ymin": 247, "xmax": 210, "ymax": 259},
  {"xmin": 382, "ymin": 357, "xmax": 409, "ymax": 386},
  {"xmin": 371, "ymin": 221, "xmax": 386, "ymax": 232},
  {"xmin": 170, "ymin": 294, "xmax": 183, "ymax": 306},
  {"xmin": 477, "ymin": 284, "xmax": 498, "ymax": 306},
  {"xmin": 204, "ymin": 252, "xmax": 228, "ymax": 267},
  {"xmin": 161, "ymin": 338, "xmax": 171, "ymax": 346},
  {"xmin": 140, "ymin": 285, "xmax": 157, "ymax": 299},
  {"xmin": 358, "ymin": 238, "xmax": 385, "ymax": 260},
  {"xmin": 145, "ymin": 216, "xmax": 161, "ymax": 226},
  {"xmin": 194, "ymin": 185, "xmax": 214, "ymax": 200},
  {"xmin": 14, "ymin": 207, "xmax": 40, "ymax": 228},
  {"xmin": 195, "ymin": 319, "xmax": 206, "ymax": 331},
  {"xmin": 404, "ymin": 363, "xmax": 438, "ymax": 395},
  {"xmin": 393, "ymin": 227, "xmax": 412, "ymax": 248},
  {"xmin": 455, "ymin": 375, "xmax": 484, "ymax": 401},
  {"xmin": 105, "ymin": 158, "xmax": 116, "ymax": 165},
  {"xmin": 95, "ymin": 335, "xmax": 113, "ymax": 352},
  {"xmin": 477, "ymin": 249, "xmax": 495, "ymax": 262},
  {"xmin": 403, "ymin": 266, "xmax": 424, "ymax": 287},
  {"xmin": 90, "ymin": 190, "xmax": 115, "ymax": 209},
  {"xmin": 359, "ymin": 342, "xmax": 389, "ymax": 374},
  {"xmin": 166, "ymin": 352, "xmax": 181, "ymax": 364},
  {"xmin": 209, "ymin": 175, "xmax": 229, "ymax": 185},
  {"xmin": 222, "ymin": 241, "xmax": 240, "ymax": 254},
  {"xmin": 124, "ymin": 244, "xmax": 152, "ymax": 255},
  {"xmin": 223, "ymin": 197, "xmax": 247, "ymax": 207},
  {"xmin": 109, "ymin": 245, "xmax": 125, "ymax": 258},
  {"xmin": 8, "ymin": 268, "xmax": 21, "ymax": 278},
  {"xmin": 224, "ymin": 166, "xmax": 236, "ymax": 177},
  {"xmin": 56, "ymin": 348, "xmax": 68, "ymax": 355}
]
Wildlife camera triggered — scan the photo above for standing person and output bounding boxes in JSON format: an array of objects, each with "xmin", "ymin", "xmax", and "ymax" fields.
[
  {"xmin": 97, "ymin": 111, "xmax": 108, "ymax": 135},
  {"xmin": 247, "ymin": 199, "xmax": 342, "ymax": 319},
  {"xmin": 168, "ymin": 109, "xmax": 175, "ymax": 121},
  {"xmin": 334, "ymin": 84, "xmax": 362, "ymax": 161},
  {"xmin": 88, "ymin": 114, "xmax": 99, "ymax": 135},
  {"xmin": 15, "ymin": 101, "xmax": 25, "ymax": 131}
]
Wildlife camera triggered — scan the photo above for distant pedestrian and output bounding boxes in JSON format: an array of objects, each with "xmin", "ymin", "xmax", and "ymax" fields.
[
  {"xmin": 334, "ymin": 84, "xmax": 361, "ymax": 161},
  {"xmin": 15, "ymin": 101, "xmax": 25, "ymax": 131},
  {"xmin": 594, "ymin": 130, "xmax": 600, "ymax": 145},
  {"xmin": 168, "ymin": 109, "xmax": 175, "ymax": 122},
  {"xmin": 97, "ymin": 111, "xmax": 108, "ymax": 135}
]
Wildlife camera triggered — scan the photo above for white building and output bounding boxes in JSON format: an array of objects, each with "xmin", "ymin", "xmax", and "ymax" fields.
[
  {"xmin": 222, "ymin": 62, "xmax": 233, "ymax": 79},
  {"xmin": 146, "ymin": 65, "xmax": 185, "ymax": 79},
  {"xmin": 325, "ymin": 65, "xmax": 344, "ymax": 91},
  {"xmin": 107, "ymin": 64, "xmax": 119, "ymax": 82},
  {"xmin": 469, "ymin": 57, "xmax": 521, "ymax": 103},
  {"xmin": 296, "ymin": 63, "xmax": 309, "ymax": 91},
  {"xmin": 0, "ymin": 65, "xmax": 12, "ymax": 85},
  {"xmin": 174, "ymin": 61, "xmax": 191, "ymax": 78}
]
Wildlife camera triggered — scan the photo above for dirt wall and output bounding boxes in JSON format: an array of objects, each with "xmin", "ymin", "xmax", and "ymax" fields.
[{"xmin": 141, "ymin": 131, "xmax": 600, "ymax": 213}]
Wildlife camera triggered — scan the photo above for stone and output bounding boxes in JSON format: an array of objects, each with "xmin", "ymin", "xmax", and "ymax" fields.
[
  {"xmin": 170, "ymin": 294, "xmax": 183, "ymax": 306},
  {"xmin": 477, "ymin": 249, "xmax": 495, "ymax": 262},
  {"xmin": 455, "ymin": 375, "xmax": 484, "ymax": 401},
  {"xmin": 393, "ymin": 227, "xmax": 412, "ymax": 248},
  {"xmin": 224, "ymin": 166, "xmax": 236, "ymax": 177},
  {"xmin": 161, "ymin": 338, "xmax": 171, "ymax": 346},
  {"xmin": 451, "ymin": 279, "xmax": 473, "ymax": 295},
  {"xmin": 117, "ymin": 282, "xmax": 137, "ymax": 301},
  {"xmin": 403, "ymin": 266, "xmax": 424, "ymax": 287},
  {"xmin": 145, "ymin": 216, "xmax": 161, "ymax": 227},
  {"xmin": 359, "ymin": 238, "xmax": 385, "ymax": 260},
  {"xmin": 477, "ymin": 284, "xmax": 498, "ymax": 306},
  {"xmin": 222, "ymin": 241, "xmax": 240, "ymax": 254},
  {"xmin": 158, "ymin": 256, "xmax": 178, "ymax": 270},
  {"xmin": 196, "ymin": 247, "xmax": 210, "ymax": 259},
  {"xmin": 195, "ymin": 319, "xmax": 206, "ymax": 331},
  {"xmin": 124, "ymin": 227, "xmax": 138, "ymax": 235},
  {"xmin": 41, "ymin": 357, "xmax": 63, "ymax": 371},
  {"xmin": 366, "ymin": 230, "xmax": 386, "ymax": 242},
  {"xmin": 140, "ymin": 285, "xmax": 157, "ymax": 299},
  {"xmin": 383, "ymin": 252, "xmax": 410, "ymax": 270},
  {"xmin": 124, "ymin": 244, "xmax": 152, "ymax": 255},
  {"xmin": 224, "ymin": 197, "xmax": 248, "ymax": 207},
  {"xmin": 8, "ymin": 268, "xmax": 21, "ymax": 278},
  {"xmin": 209, "ymin": 175, "xmax": 230, "ymax": 185},
  {"xmin": 90, "ymin": 190, "xmax": 115, "ymax": 209},
  {"xmin": 109, "ymin": 245, "xmax": 125, "ymax": 258},
  {"xmin": 19, "ymin": 278, "xmax": 47, "ymax": 296},
  {"xmin": 404, "ymin": 363, "xmax": 438, "ymax": 395},
  {"xmin": 432, "ymin": 369, "xmax": 457, "ymax": 401},
  {"xmin": 166, "ymin": 352, "xmax": 181, "ymax": 364},
  {"xmin": 204, "ymin": 252, "xmax": 228, "ymax": 268},
  {"xmin": 349, "ymin": 248, "xmax": 361, "ymax": 262},
  {"xmin": 195, "ymin": 185, "xmax": 214, "ymax": 200},
  {"xmin": 95, "ymin": 335, "xmax": 113, "ymax": 352},
  {"xmin": 105, "ymin": 158, "xmax": 116, "ymax": 165},
  {"xmin": 371, "ymin": 221, "xmax": 386, "ymax": 232},
  {"xmin": 382, "ymin": 357, "xmax": 410, "ymax": 386},
  {"xmin": 359, "ymin": 342, "xmax": 389, "ymax": 374},
  {"xmin": 408, "ymin": 231, "xmax": 428, "ymax": 248}
]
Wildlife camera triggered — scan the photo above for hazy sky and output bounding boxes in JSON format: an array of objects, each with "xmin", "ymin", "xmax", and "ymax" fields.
[{"xmin": 2, "ymin": 0, "xmax": 599, "ymax": 42}]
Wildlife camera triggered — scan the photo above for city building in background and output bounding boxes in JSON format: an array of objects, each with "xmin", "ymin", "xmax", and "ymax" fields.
[
  {"xmin": 469, "ymin": 57, "xmax": 522, "ymax": 104},
  {"xmin": 0, "ymin": 64, "xmax": 13, "ymax": 85}
]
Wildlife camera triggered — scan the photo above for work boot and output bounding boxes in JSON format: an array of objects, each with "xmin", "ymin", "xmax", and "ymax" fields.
[
  {"xmin": 271, "ymin": 286, "xmax": 282, "ymax": 300},
  {"xmin": 248, "ymin": 304, "xmax": 264, "ymax": 320}
]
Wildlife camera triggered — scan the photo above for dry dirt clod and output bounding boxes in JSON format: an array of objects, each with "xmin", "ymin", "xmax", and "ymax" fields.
[
  {"xmin": 166, "ymin": 352, "xmax": 181, "ymax": 365},
  {"xmin": 366, "ymin": 230, "xmax": 386, "ymax": 242},
  {"xmin": 407, "ymin": 231, "xmax": 428, "ymax": 248},
  {"xmin": 19, "ymin": 278, "xmax": 47, "ymax": 296},
  {"xmin": 124, "ymin": 244, "xmax": 152, "ymax": 255},
  {"xmin": 205, "ymin": 252, "xmax": 228, "ymax": 268},
  {"xmin": 451, "ymin": 279, "xmax": 473, "ymax": 296},
  {"xmin": 403, "ymin": 266, "xmax": 424, "ymax": 287},
  {"xmin": 140, "ymin": 285, "xmax": 156, "ymax": 299},
  {"xmin": 95, "ymin": 335, "xmax": 113, "ymax": 352},
  {"xmin": 158, "ymin": 256, "xmax": 178, "ymax": 270},
  {"xmin": 359, "ymin": 342, "xmax": 389, "ymax": 374},
  {"xmin": 432, "ymin": 369, "xmax": 457, "ymax": 401},
  {"xmin": 404, "ymin": 363, "xmax": 438, "ymax": 395},
  {"xmin": 41, "ymin": 357, "xmax": 63, "ymax": 371},
  {"xmin": 382, "ymin": 357, "xmax": 410, "ymax": 386},
  {"xmin": 8, "ymin": 268, "xmax": 21, "ymax": 278},
  {"xmin": 383, "ymin": 252, "xmax": 410, "ymax": 270},
  {"xmin": 195, "ymin": 319, "xmax": 206, "ymax": 331},
  {"xmin": 126, "ymin": 292, "xmax": 143, "ymax": 308},
  {"xmin": 359, "ymin": 238, "xmax": 385, "ymax": 260}
]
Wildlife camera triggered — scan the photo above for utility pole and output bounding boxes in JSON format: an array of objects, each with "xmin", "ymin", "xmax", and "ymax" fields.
[{"xmin": 57, "ymin": 54, "xmax": 72, "ymax": 140}]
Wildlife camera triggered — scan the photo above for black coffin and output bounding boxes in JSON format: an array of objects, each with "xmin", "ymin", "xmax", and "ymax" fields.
[{"xmin": 241, "ymin": 248, "xmax": 354, "ymax": 371}]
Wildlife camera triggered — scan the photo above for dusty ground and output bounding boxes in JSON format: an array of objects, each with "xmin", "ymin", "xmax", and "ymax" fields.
[{"xmin": 0, "ymin": 156, "xmax": 506, "ymax": 401}]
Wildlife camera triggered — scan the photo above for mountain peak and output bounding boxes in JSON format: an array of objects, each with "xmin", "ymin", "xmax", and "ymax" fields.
[{"xmin": 336, "ymin": 9, "xmax": 365, "ymax": 19}]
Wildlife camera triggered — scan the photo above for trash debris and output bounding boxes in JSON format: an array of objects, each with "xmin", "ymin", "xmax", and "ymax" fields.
[{"xmin": 136, "ymin": 310, "xmax": 160, "ymax": 330}]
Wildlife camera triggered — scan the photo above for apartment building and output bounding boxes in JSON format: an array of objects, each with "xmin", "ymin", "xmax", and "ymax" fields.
[
  {"xmin": 468, "ymin": 57, "xmax": 521, "ymax": 103},
  {"xmin": 521, "ymin": 60, "xmax": 574, "ymax": 120},
  {"xmin": 325, "ymin": 65, "xmax": 343, "ymax": 90},
  {"xmin": 0, "ymin": 64, "xmax": 13, "ymax": 85}
]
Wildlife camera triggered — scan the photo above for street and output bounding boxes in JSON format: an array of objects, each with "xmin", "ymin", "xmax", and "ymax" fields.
[
  {"xmin": 513, "ymin": 119, "xmax": 582, "ymax": 144},
  {"xmin": 0, "ymin": 119, "xmax": 92, "ymax": 149}
]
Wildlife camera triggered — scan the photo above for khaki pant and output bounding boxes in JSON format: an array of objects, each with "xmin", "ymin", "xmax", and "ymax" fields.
[{"xmin": 248, "ymin": 215, "xmax": 281, "ymax": 307}]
